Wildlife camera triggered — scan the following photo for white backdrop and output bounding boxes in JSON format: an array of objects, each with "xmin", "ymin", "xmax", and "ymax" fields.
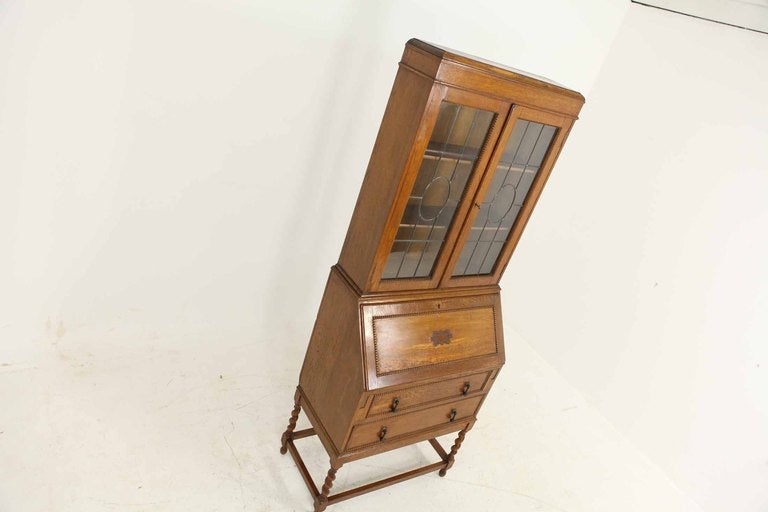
[
  {"xmin": 0, "ymin": 0, "xmax": 625, "ymax": 356},
  {"xmin": 3, "ymin": 1, "xmax": 766, "ymax": 511},
  {"xmin": 505, "ymin": 6, "xmax": 768, "ymax": 512}
]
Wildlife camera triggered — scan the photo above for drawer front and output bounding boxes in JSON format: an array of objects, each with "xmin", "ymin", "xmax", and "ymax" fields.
[
  {"xmin": 373, "ymin": 305, "xmax": 497, "ymax": 375},
  {"xmin": 347, "ymin": 395, "xmax": 483, "ymax": 450},
  {"xmin": 368, "ymin": 371, "xmax": 490, "ymax": 417}
]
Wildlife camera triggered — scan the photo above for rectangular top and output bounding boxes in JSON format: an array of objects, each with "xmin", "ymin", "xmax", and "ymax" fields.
[{"xmin": 405, "ymin": 38, "xmax": 585, "ymax": 103}]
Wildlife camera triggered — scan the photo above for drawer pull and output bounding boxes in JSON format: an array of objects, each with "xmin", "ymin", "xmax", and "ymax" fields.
[
  {"xmin": 449, "ymin": 409, "xmax": 457, "ymax": 422},
  {"xmin": 378, "ymin": 426, "xmax": 388, "ymax": 441},
  {"xmin": 390, "ymin": 397, "xmax": 400, "ymax": 412},
  {"xmin": 462, "ymin": 382, "xmax": 471, "ymax": 395}
]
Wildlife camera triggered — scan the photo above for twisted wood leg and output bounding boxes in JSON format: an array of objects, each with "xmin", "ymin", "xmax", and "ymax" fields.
[
  {"xmin": 439, "ymin": 428, "xmax": 467, "ymax": 477},
  {"xmin": 314, "ymin": 461, "xmax": 341, "ymax": 512},
  {"xmin": 279, "ymin": 389, "xmax": 301, "ymax": 455}
]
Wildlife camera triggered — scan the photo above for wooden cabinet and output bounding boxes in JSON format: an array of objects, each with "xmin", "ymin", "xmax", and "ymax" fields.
[{"xmin": 280, "ymin": 39, "xmax": 584, "ymax": 511}]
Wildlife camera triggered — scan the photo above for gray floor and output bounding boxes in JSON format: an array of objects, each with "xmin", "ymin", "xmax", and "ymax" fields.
[{"xmin": 1, "ymin": 322, "xmax": 702, "ymax": 512}]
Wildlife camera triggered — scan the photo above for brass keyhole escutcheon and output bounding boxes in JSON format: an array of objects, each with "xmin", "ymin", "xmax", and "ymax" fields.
[{"xmin": 390, "ymin": 397, "xmax": 400, "ymax": 412}]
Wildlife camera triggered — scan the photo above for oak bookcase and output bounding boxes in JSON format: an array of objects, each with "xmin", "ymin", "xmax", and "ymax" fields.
[{"xmin": 280, "ymin": 38, "xmax": 584, "ymax": 511}]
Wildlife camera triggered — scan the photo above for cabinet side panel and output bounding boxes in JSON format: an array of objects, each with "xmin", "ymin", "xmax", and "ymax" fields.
[
  {"xmin": 338, "ymin": 66, "xmax": 435, "ymax": 290},
  {"xmin": 299, "ymin": 269, "xmax": 365, "ymax": 451}
]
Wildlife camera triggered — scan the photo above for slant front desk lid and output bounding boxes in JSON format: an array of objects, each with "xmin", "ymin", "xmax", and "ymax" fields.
[{"xmin": 361, "ymin": 292, "xmax": 504, "ymax": 390}]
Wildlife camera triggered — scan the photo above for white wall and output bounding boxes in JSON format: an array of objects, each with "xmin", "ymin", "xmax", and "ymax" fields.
[
  {"xmin": 6, "ymin": 1, "xmax": 766, "ymax": 510},
  {"xmin": 6, "ymin": 2, "xmax": 767, "ymax": 510},
  {"xmin": 504, "ymin": 5, "xmax": 768, "ymax": 511},
  {"xmin": 0, "ymin": 0, "xmax": 627, "ymax": 352}
]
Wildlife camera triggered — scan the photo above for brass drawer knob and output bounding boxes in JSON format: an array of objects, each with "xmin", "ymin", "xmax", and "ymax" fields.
[
  {"xmin": 390, "ymin": 397, "xmax": 400, "ymax": 412},
  {"xmin": 449, "ymin": 409, "xmax": 457, "ymax": 422},
  {"xmin": 462, "ymin": 382, "xmax": 470, "ymax": 395},
  {"xmin": 379, "ymin": 426, "xmax": 388, "ymax": 441}
]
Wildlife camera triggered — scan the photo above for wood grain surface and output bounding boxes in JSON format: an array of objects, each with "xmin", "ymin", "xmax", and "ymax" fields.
[{"xmin": 373, "ymin": 306, "xmax": 497, "ymax": 375}]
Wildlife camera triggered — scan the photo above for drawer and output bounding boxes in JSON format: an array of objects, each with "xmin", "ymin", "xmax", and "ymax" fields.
[
  {"xmin": 364, "ymin": 295, "xmax": 500, "ymax": 381},
  {"xmin": 347, "ymin": 395, "xmax": 483, "ymax": 450},
  {"xmin": 367, "ymin": 371, "xmax": 490, "ymax": 417}
]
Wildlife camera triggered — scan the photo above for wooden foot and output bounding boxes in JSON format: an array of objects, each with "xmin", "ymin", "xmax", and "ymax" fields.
[
  {"xmin": 280, "ymin": 388, "xmax": 302, "ymax": 455},
  {"xmin": 314, "ymin": 462, "xmax": 341, "ymax": 512},
  {"xmin": 439, "ymin": 428, "xmax": 467, "ymax": 477}
]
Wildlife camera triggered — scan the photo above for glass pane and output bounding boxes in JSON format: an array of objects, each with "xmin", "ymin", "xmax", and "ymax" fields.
[
  {"xmin": 452, "ymin": 119, "xmax": 557, "ymax": 277},
  {"xmin": 382, "ymin": 101, "xmax": 495, "ymax": 280}
]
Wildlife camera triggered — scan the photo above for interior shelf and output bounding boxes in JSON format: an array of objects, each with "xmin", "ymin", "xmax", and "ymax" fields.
[
  {"xmin": 424, "ymin": 141, "xmax": 481, "ymax": 161},
  {"xmin": 398, "ymin": 223, "xmax": 510, "ymax": 231}
]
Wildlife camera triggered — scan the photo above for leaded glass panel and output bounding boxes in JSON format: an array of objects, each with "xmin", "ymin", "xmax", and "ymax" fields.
[
  {"xmin": 382, "ymin": 101, "xmax": 495, "ymax": 280},
  {"xmin": 452, "ymin": 119, "xmax": 557, "ymax": 277}
]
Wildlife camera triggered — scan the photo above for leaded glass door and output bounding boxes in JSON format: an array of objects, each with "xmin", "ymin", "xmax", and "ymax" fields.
[
  {"xmin": 374, "ymin": 88, "xmax": 509, "ymax": 291},
  {"xmin": 443, "ymin": 107, "xmax": 574, "ymax": 287}
]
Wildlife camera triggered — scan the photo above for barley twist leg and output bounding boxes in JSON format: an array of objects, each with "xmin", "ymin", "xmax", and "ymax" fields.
[
  {"xmin": 279, "ymin": 389, "xmax": 301, "ymax": 455},
  {"xmin": 439, "ymin": 427, "xmax": 467, "ymax": 477},
  {"xmin": 314, "ymin": 462, "xmax": 341, "ymax": 512}
]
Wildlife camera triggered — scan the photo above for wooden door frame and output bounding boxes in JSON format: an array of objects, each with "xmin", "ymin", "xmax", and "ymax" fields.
[
  {"xmin": 370, "ymin": 86, "xmax": 511, "ymax": 292},
  {"xmin": 441, "ymin": 106, "xmax": 575, "ymax": 288}
]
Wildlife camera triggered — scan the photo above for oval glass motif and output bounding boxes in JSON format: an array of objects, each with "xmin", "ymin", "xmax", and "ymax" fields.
[
  {"xmin": 487, "ymin": 183, "xmax": 517, "ymax": 223},
  {"xmin": 418, "ymin": 176, "xmax": 451, "ymax": 222},
  {"xmin": 452, "ymin": 119, "xmax": 558, "ymax": 277},
  {"xmin": 381, "ymin": 101, "xmax": 496, "ymax": 280}
]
